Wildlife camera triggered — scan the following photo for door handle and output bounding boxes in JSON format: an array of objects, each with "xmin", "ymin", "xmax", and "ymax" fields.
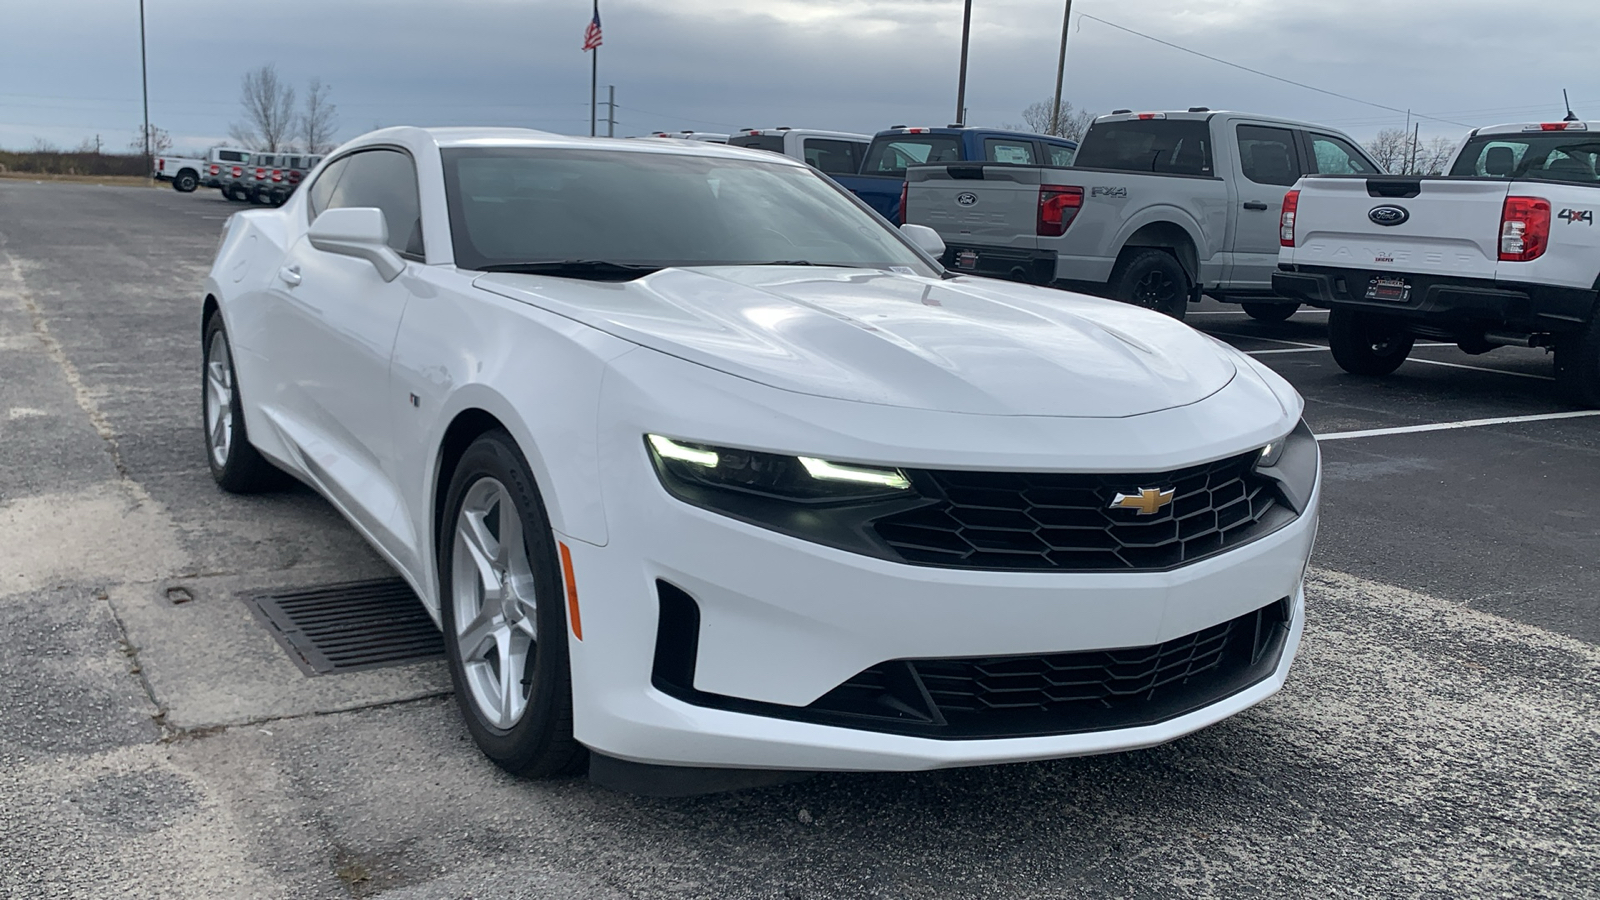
[
  {"xmin": 1242, "ymin": 201, "xmax": 1270, "ymax": 211},
  {"xmin": 278, "ymin": 265, "xmax": 302, "ymax": 286}
]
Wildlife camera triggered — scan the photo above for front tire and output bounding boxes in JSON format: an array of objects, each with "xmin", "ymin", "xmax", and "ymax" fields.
[
  {"xmin": 1329, "ymin": 308, "xmax": 1414, "ymax": 376},
  {"xmin": 203, "ymin": 315, "xmax": 281, "ymax": 492},
  {"xmin": 1554, "ymin": 315, "xmax": 1600, "ymax": 407},
  {"xmin": 1242, "ymin": 301, "xmax": 1298, "ymax": 323},
  {"xmin": 1110, "ymin": 249, "xmax": 1189, "ymax": 320},
  {"xmin": 173, "ymin": 170, "xmax": 199, "ymax": 192},
  {"xmin": 224, "ymin": 184, "xmax": 247, "ymax": 202},
  {"xmin": 439, "ymin": 430, "xmax": 585, "ymax": 778}
]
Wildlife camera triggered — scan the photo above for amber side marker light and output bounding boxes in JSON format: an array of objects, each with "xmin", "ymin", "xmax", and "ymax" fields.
[{"xmin": 559, "ymin": 542, "xmax": 583, "ymax": 640}]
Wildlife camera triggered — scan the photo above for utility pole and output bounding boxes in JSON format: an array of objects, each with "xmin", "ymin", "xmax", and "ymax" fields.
[
  {"xmin": 954, "ymin": 0, "xmax": 972, "ymax": 125},
  {"xmin": 139, "ymin": 0, "xmax": 151, "ymax": 182},
  {"xmin": 1050, "ymin": 1, "xmax": 1074, "ymax": 136},
  {"xmin": 606, "ymin": 85, "xmax": 616, "ymax": 137},
  {"xmin": 1408, "ymin": 122, "xmax": 1420, "ymax": 174}
]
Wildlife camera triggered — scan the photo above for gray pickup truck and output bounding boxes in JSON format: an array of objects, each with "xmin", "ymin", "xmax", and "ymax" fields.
[{"xmin": 904, "ymin": 109, "xmax": 1381, "ymax": 319}]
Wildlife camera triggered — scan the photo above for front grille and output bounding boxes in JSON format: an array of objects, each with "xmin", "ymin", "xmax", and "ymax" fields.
[
  {"xmin": 874, "ymin": 452, "xmax": 1292, "ymax": 571},
  {"xmin": 805, "ymin": 599, "xmax": 1291, "ymax": 739}
]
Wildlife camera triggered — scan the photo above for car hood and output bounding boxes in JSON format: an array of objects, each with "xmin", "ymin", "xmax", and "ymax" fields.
[{"xmin": 475, "ymin": 267, "xmax": 1235, "ymax": 417}]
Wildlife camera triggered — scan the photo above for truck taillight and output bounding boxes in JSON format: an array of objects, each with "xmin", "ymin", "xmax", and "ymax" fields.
[
  {"xmin": 157, "ymin": 159, "xmax": 165, "ymax": 171},
  {"xmin": 1499, "ymin": 195, "xmax": 1550, "ymax": 262},
  {"xmin": 1280, "ymin": 189, "xmax": 1299, "ymax": 247},
  {"xmin": 898, "ymin": 181, "xmax": 908, "ymax": 225},
  {"xmin": 271, "ymin": 170, "xmax": 283, "ymax": 182},
  {"xmin": 255, "ymin": 168, "xmax": 266, "ymax": 180},
  {"xmin": 209, "ymin": 164, "xmax": 220, "ymax": 175},
  {"xmin": 231, "ymin": 166, "xmax": 242, "ymax": 177},
  {"xmin": 1037, "ymin": 185, "xmax": 1083, "ymax": 237}
]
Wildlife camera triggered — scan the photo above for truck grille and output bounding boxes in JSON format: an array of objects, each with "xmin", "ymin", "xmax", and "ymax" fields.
[{"xmin": 874, "ymin": 451, "xmax": 1291, "ymax": 571}]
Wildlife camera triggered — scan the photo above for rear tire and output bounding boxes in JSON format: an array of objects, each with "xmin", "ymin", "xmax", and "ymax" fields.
[
  {"xmin": 173, "ymin": 170, "xmax": 199, "ymax": 192},
  {"xmin": 439, "ymin": 430, "xmax": 586, "ymax": 778},
  {"xmin": 1329, "ymin": 308, "xmax": 1414, "ymax": 376},
  {"xmin": 224, "ymin": 184, "xmax": 246, "ymax": 202},
  {"xmin": 202, "ymin": 315, "xmax": 283, "ymax": 492},
  {"xmin": 1242, "ymin": 301, "xmax": 1298, "ymax": 323},
  {"xmin": 1554, "ymin": 316, "xmax": 1600, "ymax": 407},
  {"xmin": 1110, "ymin": 249, "xmax": 1189, "ymax": 320}
]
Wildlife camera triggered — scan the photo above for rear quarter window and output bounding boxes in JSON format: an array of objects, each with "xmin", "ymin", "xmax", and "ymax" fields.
[{"xmin": 1075, "ymin": 120, "xmax": 1213, "ymax": 176}]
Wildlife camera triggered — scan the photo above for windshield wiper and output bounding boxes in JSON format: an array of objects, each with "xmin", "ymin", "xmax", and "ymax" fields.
[{"xmin": 478, "ymin": 260, "xmax": 661, "ymax": 281}]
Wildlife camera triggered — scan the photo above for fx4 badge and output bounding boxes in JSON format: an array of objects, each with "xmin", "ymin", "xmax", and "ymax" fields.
[
  {"xmin": 1559, "ymin": 208, "xmax": 1593, "ymax": 225},
  {"xmin": 1091, "ymin": 186, "xmax": 1128, "ymax": 198},
  {"xmin": 1111, "ymin": 487, "xmax": 1176, "ymax": 516}
]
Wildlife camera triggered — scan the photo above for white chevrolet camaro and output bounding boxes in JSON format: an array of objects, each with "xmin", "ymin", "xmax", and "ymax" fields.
[{"xmin": 202, "ymin": 126, "xmax": 1320, "ymax": 791}]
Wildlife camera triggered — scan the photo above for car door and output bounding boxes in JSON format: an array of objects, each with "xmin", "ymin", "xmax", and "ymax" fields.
[
  {"xmin": 267, "ymin": 147, "xmax": 426, "ymax": 558},
  {"xmin": 1227, "ymin": 123, "xmax": 1303, "ymax": 290}
]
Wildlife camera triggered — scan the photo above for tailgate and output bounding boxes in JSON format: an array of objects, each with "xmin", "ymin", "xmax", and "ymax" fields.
[
  {"xmin": 1290, "ymin": 176, "xmax": 1511, "ymax": 279},
  {"xmin": 905, "ymin": 164, "xmax": 1042, "ymax": 250}
]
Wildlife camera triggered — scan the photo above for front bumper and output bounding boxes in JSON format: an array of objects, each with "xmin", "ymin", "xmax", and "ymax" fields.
[
  {"xmin": 1273, "ymin": 264, "xmax": 1595, "ymax": 333},
  {"xmin": 563, "ymin": 459, "xmax": 1317, "ymax": 772}
]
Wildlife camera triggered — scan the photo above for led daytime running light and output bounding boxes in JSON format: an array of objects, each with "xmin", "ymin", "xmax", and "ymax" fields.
[
  {"xmin": 649, "ymin": 435, "xmax": 719, "ymax": 468},
  {"xmin": 798, "ymin": 456, "xmax": 910, "ymax": 489}
]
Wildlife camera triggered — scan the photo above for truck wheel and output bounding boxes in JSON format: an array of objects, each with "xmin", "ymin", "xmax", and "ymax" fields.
[
  {"xmin": 224, "ymin": 184, "xmax": 246, "ymax": 202},
  {"xmin": 173, "ymin": 170, "xmax": 199, "ymax": 193},
  {"xmin": 1111, "ymin": 250, "xmax": 1188, "ymax": 320},
  {"xmin": 1553, "ymin": 317, "xmax": 1600, "ymax": 407},
  {"xmin": 1329, "ymin": 309, "xmax": 1413, "ymax": 376},
  {"xmin": 1242, "ymin": 302, "xmax": 1298, "ymax": 323}
]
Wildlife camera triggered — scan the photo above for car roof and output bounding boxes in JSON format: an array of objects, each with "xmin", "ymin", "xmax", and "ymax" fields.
[
  {"xmin": 872, "ymin": 126, "xmax": 1077, "ymax": 144},
  {"xmin": 732, "ymin": 128, "xmax": 871, "ymax": 141},
  {"xmin": 1090, "ymin": 109, "xmax": 1358, "ymax": 133},
  {"xmin": 342, "ymin": 126, "xmax": 810, "ymax": 167}
]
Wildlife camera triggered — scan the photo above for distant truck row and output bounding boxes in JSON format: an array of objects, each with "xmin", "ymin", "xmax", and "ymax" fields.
[{"xmin": 153, "ymin": 148, "xmax": 323, "ymax": 206}]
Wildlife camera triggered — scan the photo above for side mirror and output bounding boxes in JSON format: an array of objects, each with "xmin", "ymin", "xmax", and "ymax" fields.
[
  {"xmin": 308, "ymin": 207, "xmax": 405, "ymax": 282},
  {"xmin": 899, "ymin": 223, "xmax": 946, "ymax": 260}
]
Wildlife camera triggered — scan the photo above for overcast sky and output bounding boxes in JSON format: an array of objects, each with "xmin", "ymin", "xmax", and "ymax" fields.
[{"xmin": 3, "ymin": 0, "xmax": 1596, "ymax": 154}]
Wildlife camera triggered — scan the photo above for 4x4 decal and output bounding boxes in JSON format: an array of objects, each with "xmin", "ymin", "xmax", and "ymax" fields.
[{"xmin": 1558, "ymin": 208, "xmax": 1593, "ymax": 225}]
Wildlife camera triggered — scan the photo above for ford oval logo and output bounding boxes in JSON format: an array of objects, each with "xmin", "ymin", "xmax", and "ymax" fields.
[
  {"xmin": 1369, "ymin": 205, "xmax": 1409, "ymax": 226},
  {"xmin": 956, "ymin": 192, "xmax": 979, "ymax": 207}
]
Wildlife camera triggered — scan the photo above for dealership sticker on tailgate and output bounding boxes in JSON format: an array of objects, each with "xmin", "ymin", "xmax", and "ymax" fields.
[{"xmin": 1365, "ymin": 275, "xmax": 1411, "ymax": 303}]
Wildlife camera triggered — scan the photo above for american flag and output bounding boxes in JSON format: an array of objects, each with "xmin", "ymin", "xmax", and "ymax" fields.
[{"xmin": 582, "ymin": 4, "xmax": 602, "ymax": 51}]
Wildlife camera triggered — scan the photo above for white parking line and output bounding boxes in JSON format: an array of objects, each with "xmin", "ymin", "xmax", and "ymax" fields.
[
  {"xmin": 1207, "ymin": 331, "xmax": 1326, "ymax": 349},
  {"xmin": 1403, "ymin": 357, "xmax": 1555, "ymax": 381},
  {"xmin": 1317, "ymin": 409, "xmax": 1600, "ymax": 441}
]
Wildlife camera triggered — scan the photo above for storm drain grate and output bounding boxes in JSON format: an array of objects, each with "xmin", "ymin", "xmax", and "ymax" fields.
[{"xmin": 245, "ymin": 578, "xmax": 446, "ymax": 675}]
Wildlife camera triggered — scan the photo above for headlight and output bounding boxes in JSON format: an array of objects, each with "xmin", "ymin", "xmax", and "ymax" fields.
[
  {"xmin": 1253, "ymin": 419, "xmax": 1319, "ymax": 514},
  {"xmin": 647, "ymin": 435, "xmax": 911, "ymax": 502},
  {"xmin": 644, "ymin": 434, "xmax": 929, "ymax": 557}
]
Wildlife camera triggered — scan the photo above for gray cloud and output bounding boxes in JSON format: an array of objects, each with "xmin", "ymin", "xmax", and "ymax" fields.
[{"xmin": 2, "ymin": 0, "xmax": 1595, "ymax": 153}]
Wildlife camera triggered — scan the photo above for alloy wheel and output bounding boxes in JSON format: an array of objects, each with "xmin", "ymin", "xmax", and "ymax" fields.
[
  {"xmin": 451, "ymin": 477, "xmax": 540, "ymax": 730},
  {"xmin": 204, "ymin": 331, "xmax": 234, "ymax": 468}
]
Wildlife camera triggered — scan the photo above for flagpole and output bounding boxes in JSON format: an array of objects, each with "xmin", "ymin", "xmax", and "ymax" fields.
[{"xmin": 589, "ymin": 0, "xmax": 599, "ymax": 137}]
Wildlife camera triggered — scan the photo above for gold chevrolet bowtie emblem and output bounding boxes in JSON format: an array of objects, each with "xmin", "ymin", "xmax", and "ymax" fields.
[{"xmin": 1111, "ymin": 487, "xmax": 1176, "ymax": 516}]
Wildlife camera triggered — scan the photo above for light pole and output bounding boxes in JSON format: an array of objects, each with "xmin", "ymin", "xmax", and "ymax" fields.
[
  {"xmin": 954, "ymin": 0, "xmax": 972, "ymax": 125},
  {"xmin": 1050, "ymin": 1, "xmax": 1074, "ymax": 136},
  {"xmin": 139, "ymin": 0, "xmax": 151, "ymax": 181}
]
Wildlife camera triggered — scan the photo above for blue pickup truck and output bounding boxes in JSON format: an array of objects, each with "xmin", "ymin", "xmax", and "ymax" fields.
[{"xmin": 831, "ymin": 126, "xmax": 1079, "ymax": 221}]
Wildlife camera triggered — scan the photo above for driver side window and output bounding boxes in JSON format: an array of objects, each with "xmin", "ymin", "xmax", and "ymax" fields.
[{"xmin": 314, "ymin": 149, "xmax": 425, "ymax": 259}]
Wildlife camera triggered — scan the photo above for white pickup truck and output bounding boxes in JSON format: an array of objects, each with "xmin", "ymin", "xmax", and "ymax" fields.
[
  {"xmin": 903, "ymin": 109, "xmax": 1380, "ymax": 319},
  {"xmin": 154, "ymin": 147, "xmax": 254, "ymax": 194},
  {"xmin": 1274, "ymin": 120, "xmax": 1600, "ymax": 405}
]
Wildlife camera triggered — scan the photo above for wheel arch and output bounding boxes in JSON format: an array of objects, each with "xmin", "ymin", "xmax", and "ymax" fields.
[
  {"xmin": 431, "ymin": 407, "xmax": 512, "ymax": 569},
  {"xmin": 1114, "ymin": 218, "xmax": 1201, "ymax": 284}
]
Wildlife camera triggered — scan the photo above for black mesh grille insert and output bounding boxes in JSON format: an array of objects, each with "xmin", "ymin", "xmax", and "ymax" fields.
[
  {"xmin": 803, "ymin": 599, "xmax": 1291, "ymax": 739},
  {"xmin": 874, "ymin": 452, "xmax": 1291, "ymax": 571}
]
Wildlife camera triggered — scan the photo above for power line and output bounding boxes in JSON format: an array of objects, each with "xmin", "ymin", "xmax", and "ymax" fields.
[
  {"xmin": 1077, "ymin": 13, "xmax": 1472, "ymax": 129},
  {"xmin": 614, "ymin": 105, "xmax": 742, "ymax": 131}
]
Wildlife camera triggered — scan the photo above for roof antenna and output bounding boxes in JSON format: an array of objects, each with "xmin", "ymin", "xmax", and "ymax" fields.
[{"xmin": 1563, "ymin": 88, "xmax": 1579, "ymax": 122}]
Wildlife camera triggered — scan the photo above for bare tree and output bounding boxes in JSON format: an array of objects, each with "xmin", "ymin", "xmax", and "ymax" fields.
[
  {"xmin": 1012, "ymin": 99, "xmax": 1098, "ymax": 141},
  {"xmin": 127, "ymin": 124, "xmax": 172, "ymax": 156},
  {"xmin": 1364, "ymin": 128, "xmax": 1461, "ymax": 175},
  {"xmin": 230, "ymin": 64, "xmax": 297, "ymax": 151},
  {"xmin": 1363, "ymin": 128, "xmax": 1410, "ymax": 173},
  {"xmin": 299, "ymin": 77, "xmax": 339, "ymax": 154}
]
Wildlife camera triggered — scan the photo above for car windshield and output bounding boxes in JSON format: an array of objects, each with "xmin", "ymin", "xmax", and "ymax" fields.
[
  {"xmin": 442, "ymin": 147, "xmax": 938, "ymax": 275},
  {"xmin": 1449, "ymin": 133, "xmax": 1600, "ymax": 184}
]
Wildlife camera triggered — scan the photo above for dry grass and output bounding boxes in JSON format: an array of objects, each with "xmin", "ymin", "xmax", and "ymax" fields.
[{"xmin": 0, "ymin": 172, "xmax": 162, "ymax": 187}]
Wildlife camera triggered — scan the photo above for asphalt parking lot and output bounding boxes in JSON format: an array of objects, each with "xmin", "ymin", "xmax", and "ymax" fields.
[{"xmin": 2, "ymin": 180, "xmax": 1596, "ymax": 899}]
